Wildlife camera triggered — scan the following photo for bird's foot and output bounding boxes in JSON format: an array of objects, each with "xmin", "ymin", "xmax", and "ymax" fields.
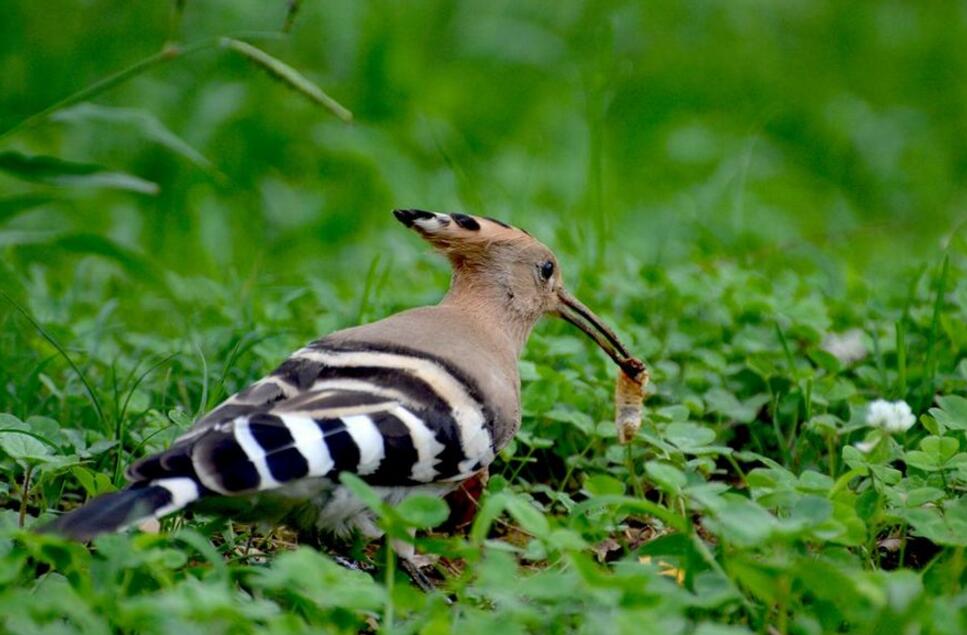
[
  {"xmin": 399, "ymin": 556, "xmax": 448, "ymax": 599},
  {"xmin": 331, "ymin": 553, "xmax": 376, "ymax": 573}
]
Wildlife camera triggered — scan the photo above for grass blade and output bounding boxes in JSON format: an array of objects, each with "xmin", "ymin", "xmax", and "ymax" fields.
[
  {"xmin": 895, "ymin": 319, "xmax": 907, "ymax": 399},
  {"xmin": 283, "ymin": 0, "xmax": 303, "ymax": 32},
  {"xmin": 52, "ymin": 103, "xmax": 212, "ymax": 170},
  {"xmin": 1, "ymin": 290, "xmax": 105, "ymax": 425},
  {"xmin": 221, "ymin": 38, "xmax": 353, "ymax": 123},
  {"xmin": 0, "ymin": 195, "xmax": 56, "ymax": 225},
  {"xmin": 0, "ymin": 33, "xmax": 281, "ymax": 142},
  {"xmin": 0, "ymin": 45, "xmax": 186, "ymax": 142},
  {"xmin": 0, "ymin": 152, "xmax": 159, "ymax": 194}
]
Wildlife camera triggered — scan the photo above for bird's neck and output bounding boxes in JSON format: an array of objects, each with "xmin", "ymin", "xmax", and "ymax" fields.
[{"xmin": 440, "ymin": 272, "xmax": 537, "ymax": 358}]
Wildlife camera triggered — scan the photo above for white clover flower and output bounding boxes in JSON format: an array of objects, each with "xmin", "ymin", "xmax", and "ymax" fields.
[
  {"xmin": 866, "ymin": 399, "xmax": 917, "ymax": 434},
  {"xmin": 822, "ymin": 329, "xmax": 867, "ymax": 364}
]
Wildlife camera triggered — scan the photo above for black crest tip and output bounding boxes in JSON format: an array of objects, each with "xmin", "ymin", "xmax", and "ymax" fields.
[
  {"xmin": 393, "ymin": 209, "xmax": 437, "ymax": 228},
  {"xmin": 450, "ymin": 213, "xmax": 481, "ymax": 231}
]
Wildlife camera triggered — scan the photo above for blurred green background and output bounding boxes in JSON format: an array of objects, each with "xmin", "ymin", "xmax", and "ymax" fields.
[
  {"xmin": 1, "ymin": 7, "xmax": 967, "ymax": 631},
  {"xmin": 1, "ymin": 0, "xmax": 965, "ymax": 402},
  {"xmin": 3, "ymin": 0, "xmax": 965, "ymax": 276}
]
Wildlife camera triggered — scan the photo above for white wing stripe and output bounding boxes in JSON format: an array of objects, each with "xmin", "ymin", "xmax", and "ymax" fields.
[
  {"xmin": 233, "ymin": 417, "xmax": 280, "ymax": 490},
  {"xmin": 393, "ymin": 406, "xmax": 446, "ymax": 482},
  {"xmin": 343, "ymin": 415, "xmax": 385, "ymax": 475},
  {"xmin": 278, "ymin": 413, "xmax": 335, "ymax": 477}
]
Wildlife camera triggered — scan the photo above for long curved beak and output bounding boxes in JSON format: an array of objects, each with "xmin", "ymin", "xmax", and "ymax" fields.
[{"xmin": 555, "ymin": 289, "xmax": 644, "ymax": 378}]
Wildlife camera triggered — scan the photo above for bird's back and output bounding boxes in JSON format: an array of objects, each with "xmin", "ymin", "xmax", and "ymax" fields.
[{"xmin": 76, "ymin": 304, "xmax": 520, "ymax": 539}]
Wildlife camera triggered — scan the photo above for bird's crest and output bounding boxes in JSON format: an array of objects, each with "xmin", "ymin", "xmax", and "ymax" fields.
[{"xmin": 393, "ymin": 209, "xmax": 532, "ymax": 261}]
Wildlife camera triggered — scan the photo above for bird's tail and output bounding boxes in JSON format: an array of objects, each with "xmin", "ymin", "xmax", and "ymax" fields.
[{"xmin": 40, "ymin": 477, "xmax": 201, "ymax": 541}]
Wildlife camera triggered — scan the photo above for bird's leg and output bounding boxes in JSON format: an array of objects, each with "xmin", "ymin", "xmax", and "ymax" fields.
[
  {"xmin": 442, "ymin": 468, "xmax": 488, "ymax": 532},
  {"xmin": 390, "ymin": 530, "xmax": 415, "ymax": 561},
  {"xmin": 399, "ymin": 557, "xmax": 437, "ymax": 594},
  {"xmin": 323, "ymin": 539, "xmax": 376, "ymax": 573},
  {"xmin": 295, "ymin": 525, "xmax": 324, "ymax": 549},
  {"xmin": 296, "ymin": 525, "xmax": 376, "ymax": 573},
  {"xmin": 391, "ymin": 529, "xmax": 444, "ymax": 595},
  {"xmin": 331, "ymin": 553, "xmax": 372, "ymax": 572}
]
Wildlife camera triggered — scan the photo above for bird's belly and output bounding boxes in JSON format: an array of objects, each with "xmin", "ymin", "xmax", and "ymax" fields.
[{"xmin": 267, "ymin": 478, "xmax": 457, "ymax": 538}]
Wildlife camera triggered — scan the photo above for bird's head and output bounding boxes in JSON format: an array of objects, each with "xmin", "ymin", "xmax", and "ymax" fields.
[{"xmin": 393, "ymin": 209, "xmax": 640, "ymax": 375}]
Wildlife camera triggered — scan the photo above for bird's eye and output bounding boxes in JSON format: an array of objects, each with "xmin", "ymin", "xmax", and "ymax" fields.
[{"xmin": 539, "ymin": 260, "xmax": 555, "ymax": 280}]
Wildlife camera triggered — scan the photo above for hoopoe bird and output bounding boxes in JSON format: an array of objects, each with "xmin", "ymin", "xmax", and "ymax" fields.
[{"xmin": 45, "ymin": 210, "xmax": 644, "ymax": 557}]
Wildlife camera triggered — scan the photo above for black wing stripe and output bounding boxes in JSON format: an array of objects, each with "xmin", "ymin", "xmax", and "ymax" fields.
[
  {"xmin": 265, "ymin": 447, "xmax": 310, "ymax": 482},
  {"xmin": 316, "ymin": 418, "xmax": 360, "ymax": 474},
  {"xmin": 234, "ymin": 379, "xmax": 292, "ymax": 404},
  {"xmin": 273, "ymin": 357, "xmax": 324, "ymax": 390},
  {"xmin": 274, "ymin": 389, "xmax": 389, "ymax": 413},
  {"xmin": 415, "ymin": 407, "xmax": 464, "ymax": 479},
  {"xmin": 200, "ymin": 434, "xmax": 261, "ymax": 493},
  {"xmin": 248, "ymin": 413, "xmax": 294, "ymax": 451},
  {"xmin": 305, "ymin": 340, "xmax": 491, "ymax": 412},
  {"xmin": 365, "ymin": 411, "xmax": 419, "ymax": 485},
  {"xmin": 315, "ymin": 365, "xmax": 452, "ymax": 414}
]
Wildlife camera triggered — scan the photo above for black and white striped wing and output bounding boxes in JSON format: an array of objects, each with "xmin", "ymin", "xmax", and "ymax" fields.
[{"xmin": 127, "ymin": 341, "xmax": 497, "ymax": 496}]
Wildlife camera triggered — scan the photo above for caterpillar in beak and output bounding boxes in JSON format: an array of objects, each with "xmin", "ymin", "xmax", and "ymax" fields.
[{"xmin": 615, "ymin": 357, "xmax": 648, "ymax": 444}]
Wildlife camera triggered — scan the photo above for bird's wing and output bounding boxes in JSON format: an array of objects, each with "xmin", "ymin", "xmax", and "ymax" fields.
[{"xmin": 126, "ymin": 339, "xmax": 498, "ymax": 493}]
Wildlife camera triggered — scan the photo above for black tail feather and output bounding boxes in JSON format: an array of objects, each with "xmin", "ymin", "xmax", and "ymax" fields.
[{"xmin": 40, "ymin": 484, "xmax": 176, "ymax": 542}]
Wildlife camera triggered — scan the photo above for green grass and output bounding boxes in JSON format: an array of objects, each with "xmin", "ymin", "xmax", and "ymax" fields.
[{"xmin": 2, "ymin": 1, "xmax": 967, "ymax": 633}]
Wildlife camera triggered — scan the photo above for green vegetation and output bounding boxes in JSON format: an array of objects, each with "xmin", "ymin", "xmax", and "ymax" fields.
[{"xmin": 1, "ymin": 2, "xmax": 966, "ymax": 633}]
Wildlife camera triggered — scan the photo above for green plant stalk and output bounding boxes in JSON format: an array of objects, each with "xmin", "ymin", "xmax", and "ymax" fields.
[
  {"xmin": 689, "ymin": 531, "xmax": 754, "ymax": 612},
  {"xmin": 774, "ymin": 322, "xmax": 798, "ymax": 380},
  {"xmin": 113, "ymin": 354, "xmax": 178, "ymax": 484},
  {"xmin": 0, "ymin": 43, "xmax": 195, "ymax": 142},
  {"xmin": 770, "ymin": 392, "xmax": 791, "ymax": 467},
  {"xmin": 0, "ymin": 31, "xmax": 345, "ymax": 144},
  {"xmin": 898, "ymin": 520, "xmax": 908, "ymax": 568},
  {"xmin": 895, "ymin": 319, "xmax": 907, "ymax": 399},
  {"xmin": 625, "ymin": 444, "xmax": 645, "ymax": 499},
  {"xmin": 357, "ymin": 254, "xmax": 383, "ymax": 323},
  {"xmin": 921, "ymin": 254, "xmax": 949, "ymax": 405},
  {"xmin": 220, "ymin": 38, "xmax": 353, "ymax": 122},
  {"xmin": 775, "ymin": 575, "xmax": 789, "ymax": 635},
  {"xmin": 802, "ymin": 378, "xmax": 813, "ymax": 422},
  {"xmin": 509, "ymin": 443, "xmax": 539, "ymax": 485},
  {"xmin": 211, "ymin": 332, "xmax": 279, "ymax": 408},
  {"xmin": 869, "ymin": 326, "xmax": 888, "ymax": 393},
  {"xmin": 168, "ymin": 0, "xmax": 186, "ymax": 43},
  {"xmin": 786, "ymin": 385, "xmax": 803, "ymax": 467},
  {"xmin": 383, "ymin": 544, "xmax": 396, "ymax": 634},
  {"xmin": 18, "ymin": 464, "xmax": 33, "ymax": 528},
  {"xmin": 829, "ymin": 467, "xmax": 867, "ymax": 498},
  {"xmin": 195, "ymin": 340, "xmax": 209, "ymax": 421},
  {"xmin": 583, "ymin": 77, "xmax": 607, "ymax": 268},
  {"xmin": 948, "ymin": 546, "xmax": 965, "ymax": 594},
  {"xmin": 571, "ymin": 495, "xmax": 687, "ymax": 532},
  {"xmin": 826, "ymin": 433, "xmax": 838, "ymax": 479},
  {"xmin": 725, "ymin": 453, "xmax": 748, "ymax": 484},
  {"xmin": 283, "ymin": 0, "xmax": 303, "ymax": 32},
  {"xmin": 553, "ymin": 436, "xmax": 594, "ymax": 493}
]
